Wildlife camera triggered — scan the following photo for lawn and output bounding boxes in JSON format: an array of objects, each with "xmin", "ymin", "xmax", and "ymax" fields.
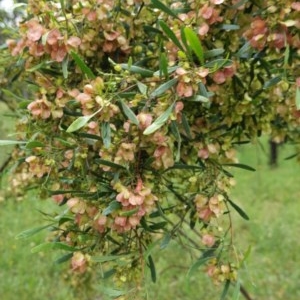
[{"xmin": 1, "ymin": 103, "xmax": 300, "ymax": 299}]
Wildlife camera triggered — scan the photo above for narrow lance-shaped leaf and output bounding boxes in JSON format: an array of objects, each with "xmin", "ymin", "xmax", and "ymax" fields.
[
  {"xmin": 227, "ymin": 198, "xmax": 250, "ymax": 220},
  {"xmin": 223, "ymin": 163, "xmax": 256, "ymax": 172},
  {"xmin": 143, "ymin": 102, "xmax": 175, "ymax": 135},
  {"xmin": 102, "ymin": 201, "xmax": 122, "ymax": 216},
  {"xmin": 184, "ymin": 27, "xmax": 204, "ymax": 65},
  {"xmin": 119, "ymin": 99, "xmax": 140, "ymax": 126},
  {"xmin": 0, "ymin": 140, "xmax": 27, "ymax": 146},
  {"xmin": 101, "ymin": 122, "xmax": 111, "ymax": 148},
  {"xmin": 220, "ymin": 281, "xmax": 231, "ymax": 300},
  {"xmin": 151, "ymin": 0, "xmax": 179, "ymax": 20},
  {"xmin": 66, "ymin": 115, "xmax": 92, "ymax": 133},
  {"xmin": 148, "ymin": 255, "xmax": 157, "ymax": 283},
  {"xmin": 70, "ymin": 51, "xmax": 95, "ymax": 79},
  {"xmin": 159, "ymin": 20, "xmax": 184, "ymax": 51},
  {"xmin": 150, "ymin": 78, "xmax": 178, "ymax": 99},
  {"xmin": 137, "ymin": 81, "xmax": 148, "ymax": 95},
  {"xmin": 1, "ymin": 89, "xmax": 30, "ymax": 102},
  {"xmin": 120, "ymin": 64, "xmax": 153, "ymax": 77},
  {"xmin": 15, "ymin": 223, "xmax": 54, "ymax": 239},
  {"xmin": 31, "ymin": 242, "xmax": 78, "ymax": 253},
  {"xmin": 159, "ymin": 52, "xmax": 169, "ymax": 78},
  {"xmin": 296, "ymin": 86, "xmax": 300, "ymax": 110}
]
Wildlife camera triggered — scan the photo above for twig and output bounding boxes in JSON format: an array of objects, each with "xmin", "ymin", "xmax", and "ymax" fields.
[{"xmin": 0, "ymin": 154, "xmax": 12, "ymax": 174}]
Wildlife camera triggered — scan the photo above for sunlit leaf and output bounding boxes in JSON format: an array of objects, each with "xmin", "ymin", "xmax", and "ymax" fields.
[
  {"xmin": 159, "ymin": 52, "xmax": 169, "ymax": 78},
  {"xmin": 184, "ymin": 27, "xmax": 204, "ymax": 64},
  {"xmin": 66, "ymin": 115, "xmax": 92, "ymax": 133},
  {"xmin": 0, "ymin": 140, "xmax": 26, "ymax": 146},
  {"xmin": 296, "ymin": 87, "xmax": 300, "ymax": 110},
  {"xmin": 143, "ymin": 102, "xmax": 175, "ymax": 135}
]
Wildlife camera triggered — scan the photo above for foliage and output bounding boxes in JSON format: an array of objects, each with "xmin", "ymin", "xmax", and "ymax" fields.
[{"xmin": 1, "ymin": 0, "xmax": 299, "ymax": 298}]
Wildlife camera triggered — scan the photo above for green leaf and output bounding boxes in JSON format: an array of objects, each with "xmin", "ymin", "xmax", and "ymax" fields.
[
  {"xmin": 160, "ymin": 232, "xmax": 172, "ymax": 249},
  {"xmin": 66, "ymin": 115, "xmax": 92, "ymax": 133},
  {"xmin": 101, "ymin": 122, "xmax": 111, "ymax": 148},
  {"xmin": 119, "ymin": 99, "xmax": 140, "ymax": 126},
  {"xmin": 0, "ymin": 140, "xmax": 26, "ymax": 146},
  {"xmin": 26, "ymin": 141, "xmax": 45, "ymax": 149},
  {"xmin": 219, "ymin": 24, "xmax": 240, "ymax": 31},
  {"xmin": 15, "ymin": 223, "xmax": 54, "ymax": 239},
  {"xmin": 92, "ymin": 255, "xmax": 124, "ymax": 263},
  {"xmin": 187, "ymin": 246, "xmax": 218, "ymax": 277},
  {"xmin": 220, "ymin": 280, "xmax": 231, "ymax": 300},
  {"xmin": 227, "ymin": 198, "xmax": 250, "ymax": 220},
  {"xmin": 102, "ymin": 201, "xmax": 122, "ymax": 216},
  {"xmin": 184, "ymin": 27, "xmax": 204, "ymax": 64},
  {"xmin": 233, "ymin": 280, "xmax": 241, "ymax": 300},
  {"xmin": 1, "ymin": 89, "xmax": 29, "ymax": 102},
  {"xmin": 204, "ymin": 48, "xmax": 225, "ymax": 59},
  {"xmin": 70, "ymin": 51, "xmax": 95, "ymax": 79},
  {"xmin": 151, "ymin": 0, "xmax": 179, "ymax": 20},
  {"xmin": 263, "ymin": 76, "xmax": 282, "ymax": 89},
  {"xmin": 235, "ymin": 41, "xmax": 252, "ymax": 58},
  {"xmin": 223, "ymin": 163, "xmax": 256, "ymax": 172},
  {"xmin": 159, "ymin": 52, "xmax": 169, "ymax": 78},
  {"xmin": 55, "ymin": 253, "xmax": 73, "ymax": 264},
  {"xmin": 119, "ymin": 207, "xmax": 139, "ymax": 217},
  {"xmin": 150, "ymin": 78, "xmax": 178, "ymax": 98},
  {"xmin": 148, "ymin": 255, "xmax": 157, "ymax": 283},
  {"xmin": 120, "ymin": 64, "xmax": 153, "ymax": 77},
  {"xmin": 159, "ymin": 20, "xmax": 184, "ymax": 51},
  {"xmin": 62, "ymin": 56, "xmax": 68, "ymax": 79},
  {"xmin": 181, "ymin": 113, "xmax": 192, "ymax": 139},
  {"xmin": 296, "ymin": 87, "xmax": 300, "ymax": 110},
  {"xmin": 102, "ymin": 288, "xmax": 128, "ymax": 298},
  {"xmin": 143, "ymin": 102, "xmax": 175, "ymax": 135},
  {"xmin": 31, "ymin": 242, "xmax": 77, "ymax": 253},
  {"xmin": 137, "ymin": 81, "xmax": 148, "ymax": 95},
  {"xmin": 95, "ymin": 158, "xmax": 126, "ymax": 170},
  {"xmin": 170, "ymin": 121, "xmax": 181, "ymax": 161},
  {"xmin": 204, "ymin": 58, "xmax": 233, "ymax": 69},
  {"xmin": 149, "ymin": 221, "xmax": 168, "ymax": 231}
]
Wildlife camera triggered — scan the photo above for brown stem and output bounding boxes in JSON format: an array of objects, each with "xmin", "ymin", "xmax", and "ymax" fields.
[{"xmin": 0, "ymin": 154, "xmax": 12, "ymax": 174}]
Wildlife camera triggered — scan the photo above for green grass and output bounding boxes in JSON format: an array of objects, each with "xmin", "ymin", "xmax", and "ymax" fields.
[{"xmin": 1, "ymin": 103, "xmax": 300, "ymax": 299}]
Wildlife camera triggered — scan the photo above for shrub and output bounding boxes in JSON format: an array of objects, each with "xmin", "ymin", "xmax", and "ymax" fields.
[{"xmin": 1, "ymin": 0, "xmax": 299, "ymax": 298}]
